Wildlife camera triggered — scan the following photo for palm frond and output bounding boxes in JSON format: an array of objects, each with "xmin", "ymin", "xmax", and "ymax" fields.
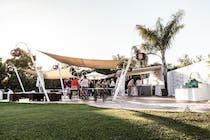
[
  {"xmin": 156, "ymin": 18, "xmax": 164, "ymax": 38},
  {"xmin": 172, "ymin": 9, "xmax": 185, "ymax": 21},
  {"xmin": 136, "ymin": 25, "xmax": 159, "ymax": 46},
  {"xmin": 141, "ymin": 42, "xmax": 158, "ymax": 53},
  {"xmin": 161, "ymin": 10, "xmax": 184, "ymax": 49}
]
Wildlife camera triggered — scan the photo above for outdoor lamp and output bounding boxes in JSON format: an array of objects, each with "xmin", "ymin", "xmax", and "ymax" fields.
[{"xmin": 136, "ymin": 51, "xmax": 145, "ymax": 60}]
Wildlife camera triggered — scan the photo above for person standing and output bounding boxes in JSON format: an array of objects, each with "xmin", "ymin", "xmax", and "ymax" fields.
[
  {"xmin": 80, "ymin": 76, "xmax": 89, "ymax": 100},
  {"xmin": 66, "ymin": 78, "xmax": 72, "ymax": 98},
  {"xmin": 110, "ymin": 79, "xmax": 116, "ymax": 88},
  {"xmin": 127, "ymin": 79, "xmax": 134, "ymax": 96},
  {"xmin": 71, "ymin": 77, "xmax": 79, "ymax": 96},
  {"xmin": 110, "ymin": 78, "xmax": 116, "ymax": 95},
  {"xmin": 136, "ymin": 78, "xmax": 142, "ymax": 96}
]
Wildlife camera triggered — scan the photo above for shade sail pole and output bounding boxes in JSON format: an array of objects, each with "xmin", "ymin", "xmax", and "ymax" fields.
[
  {"xmin": 57, "ymin": 63, "xmax": 65, "ymax": 94},
  {"xmin": 28, "ymin": 48, "xmax": 50, "ymax": 102},
  {"xmin": 13, "ymin": 66, "xmax": 26, "ymax": 93},
  {"xmin": 113, "ymin": 49, "xmax": 133, "ymax": 101}
]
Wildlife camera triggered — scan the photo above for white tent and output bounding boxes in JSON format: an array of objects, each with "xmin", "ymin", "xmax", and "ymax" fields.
[{"xmin": 86, "ymin": 71, "xmax": 107, "ymax": 80}]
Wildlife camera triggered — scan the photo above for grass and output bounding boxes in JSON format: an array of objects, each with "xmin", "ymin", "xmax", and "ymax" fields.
[{"xmin": 0, "ymin": 103, "xmax": 210, "ymax": 140}]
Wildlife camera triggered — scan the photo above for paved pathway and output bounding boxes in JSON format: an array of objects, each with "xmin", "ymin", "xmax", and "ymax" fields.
[
  {"xmin": 85, "ymin": 96, "xmax": 210, "ymax": 112},
  {"xmin": 58, "ymin": 96, "xmax": 210, "ymax": 112},
  {"xmin": 2, "ymin": 96, "xmax": 210, "ymax": 112}
]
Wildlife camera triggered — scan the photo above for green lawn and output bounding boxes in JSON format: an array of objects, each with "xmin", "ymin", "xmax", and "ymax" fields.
[{"xmin": 0, "ymin": 103, "xmax": 210, "ymax": 140}]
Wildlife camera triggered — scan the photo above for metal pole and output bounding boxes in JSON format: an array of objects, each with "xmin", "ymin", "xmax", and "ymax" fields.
[
  {"xmin": 28, "ymin": 48, "xmax": 50, "ymax": 102},
  {"xmin": 57, "ymin": 63, "xmax": 65, "ymax": 94},
  {"xmin": 13, "ymin": 66, "xmax": 26, "ymax": 93},
  {"xmin": 113, "ymin": 49, "xmax": 133, "ymax": 100}
]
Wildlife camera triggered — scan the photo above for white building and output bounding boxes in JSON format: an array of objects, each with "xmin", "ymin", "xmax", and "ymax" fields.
[{"xmin": 167, "ymin": 61, "xmax": 210, "ymax": 100}]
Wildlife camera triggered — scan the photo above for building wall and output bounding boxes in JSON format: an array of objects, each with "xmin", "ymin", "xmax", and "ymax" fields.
[
  {"xmin": 167, "ymin": 61, "xmax": 210, "ymax": 98},
  {"xmin": 150, "ymin": 68, "xmax": 164, "ymax": 96}
]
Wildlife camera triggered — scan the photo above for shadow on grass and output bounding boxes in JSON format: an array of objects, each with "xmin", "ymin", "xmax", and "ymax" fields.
[
  {"xmin": 0, "ymin": 103, "xmax": 169, "ymax": 140},
  {"xmin": 133, "ymin": 111, "xmax": 210, "ymax": 139},
  {"xmin": 0, "ymin": 103, "xmax": 210, "ymax": 140}
]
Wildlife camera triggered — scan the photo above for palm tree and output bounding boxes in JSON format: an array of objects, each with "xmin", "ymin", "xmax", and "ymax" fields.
[
  {"xmin": 136, "ymin": 10, "xmax": 184, "ymax": 95},
  {"xmin": 112, "ymin": 54, "xmax": 126, "ymax": 69},
  {"xmin": 112, "ymin": 54, "xmax": 125, "ymax": 61},
  {"xmin": 178, "ymin": 54, "xmax": 193, "ymax": 67}
]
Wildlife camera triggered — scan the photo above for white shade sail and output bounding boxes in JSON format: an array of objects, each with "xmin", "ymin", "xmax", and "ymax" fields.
[
  {"xmin": 86, "ymin": 71, "xmax": 107, "ymax": 80},
  {"xmin": 40, "ymin": 51, "xmax": 122, "ymax": 69},
  {"xmin": 24, "ymin": 67, "xmax": 76, "ymax": 79}
]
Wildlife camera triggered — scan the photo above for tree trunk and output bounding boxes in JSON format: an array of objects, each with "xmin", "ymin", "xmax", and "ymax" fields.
[{"xmin": 161, "ymin": 50, "xmax": 168, "ymax": 96}]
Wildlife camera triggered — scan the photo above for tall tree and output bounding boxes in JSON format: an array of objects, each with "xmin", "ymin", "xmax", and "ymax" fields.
[
  {"xmin": 193, "ymin": 55, "xmax": 204, "ymax": 63},
  {"xmin": 178, "ymin": 54, "xmax": 193, "ymax": 67},
  {"xmin": 112, "ymin": 54, "xmax": 126, "ymax": 69},
  {"xmin": 3, "ymin": 48, "xmax": 36, "ymax": 91},
  {"xmin": 178, "ymin": 54, "xmax": 204, "ymax": 67},
  {"xmin": 0, "ymin": 58, "xmax": 7, "ymax": 89},
  {"xmin": 136, "ymin": 10, "xmax": 184, "ymax": 95},
  {"xmin": 112, "ymin": 54, "xmax": 125, "ymax": 61},
  {"xmin": 6, "ymin": 47, "xmax": 34, "ymax": 69}
]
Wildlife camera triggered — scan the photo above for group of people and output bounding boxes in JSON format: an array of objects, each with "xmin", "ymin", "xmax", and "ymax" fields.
[
  {"xmin": 64, "ymin": 75, "xmax": 143, "ymax": 98},
  {"xmin": 64, "ymin": 76, "xmax": 116, "ymax": 100},
  {"xmin": 64, "ymin": 76, "xmax": 88, "ymax": 99},
  {"xmin": 127, "ymin": 78, "xmax": 143, "ymax": 96}
]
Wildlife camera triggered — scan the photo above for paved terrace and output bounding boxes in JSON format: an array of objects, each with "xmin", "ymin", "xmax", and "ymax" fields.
[
  {"xmin": 45, "ymin": 96, "xmax": 210, "ymax": 112},
  {"xmin": 1, "ymin": 96, "xmax": 210, "ymax": 112},
  {"xmin": 86, "ymin": 96, "xmax": 210, "ymax": 112}
]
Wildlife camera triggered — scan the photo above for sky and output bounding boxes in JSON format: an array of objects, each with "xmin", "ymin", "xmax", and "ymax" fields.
[{"xmin": 0, "ymin": 0, "xmax": 210, "ymax": 70}]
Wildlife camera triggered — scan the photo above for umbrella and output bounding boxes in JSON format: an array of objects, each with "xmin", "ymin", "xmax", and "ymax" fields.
[{"xmin": 86, "ymin": 71, "xmax": 107, "ymax": 80}]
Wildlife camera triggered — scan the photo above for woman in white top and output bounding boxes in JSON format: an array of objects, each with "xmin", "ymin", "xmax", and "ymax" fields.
[
  {"xmin": 80, "ymin": 76, "xmax": 89, "ymax": 99},
  {"xmin": 127, "ymin": 79, "xmax": 134, "ymax": 96}
]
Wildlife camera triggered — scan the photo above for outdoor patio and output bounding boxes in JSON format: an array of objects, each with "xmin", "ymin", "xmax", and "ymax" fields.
[
  {"xmin": 5, "ymin": 96, "xmax": 209, "ymax": 112},
  {"xmin": 63, "ymin": 96, "xmax": 210, "ymax": 112}
]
